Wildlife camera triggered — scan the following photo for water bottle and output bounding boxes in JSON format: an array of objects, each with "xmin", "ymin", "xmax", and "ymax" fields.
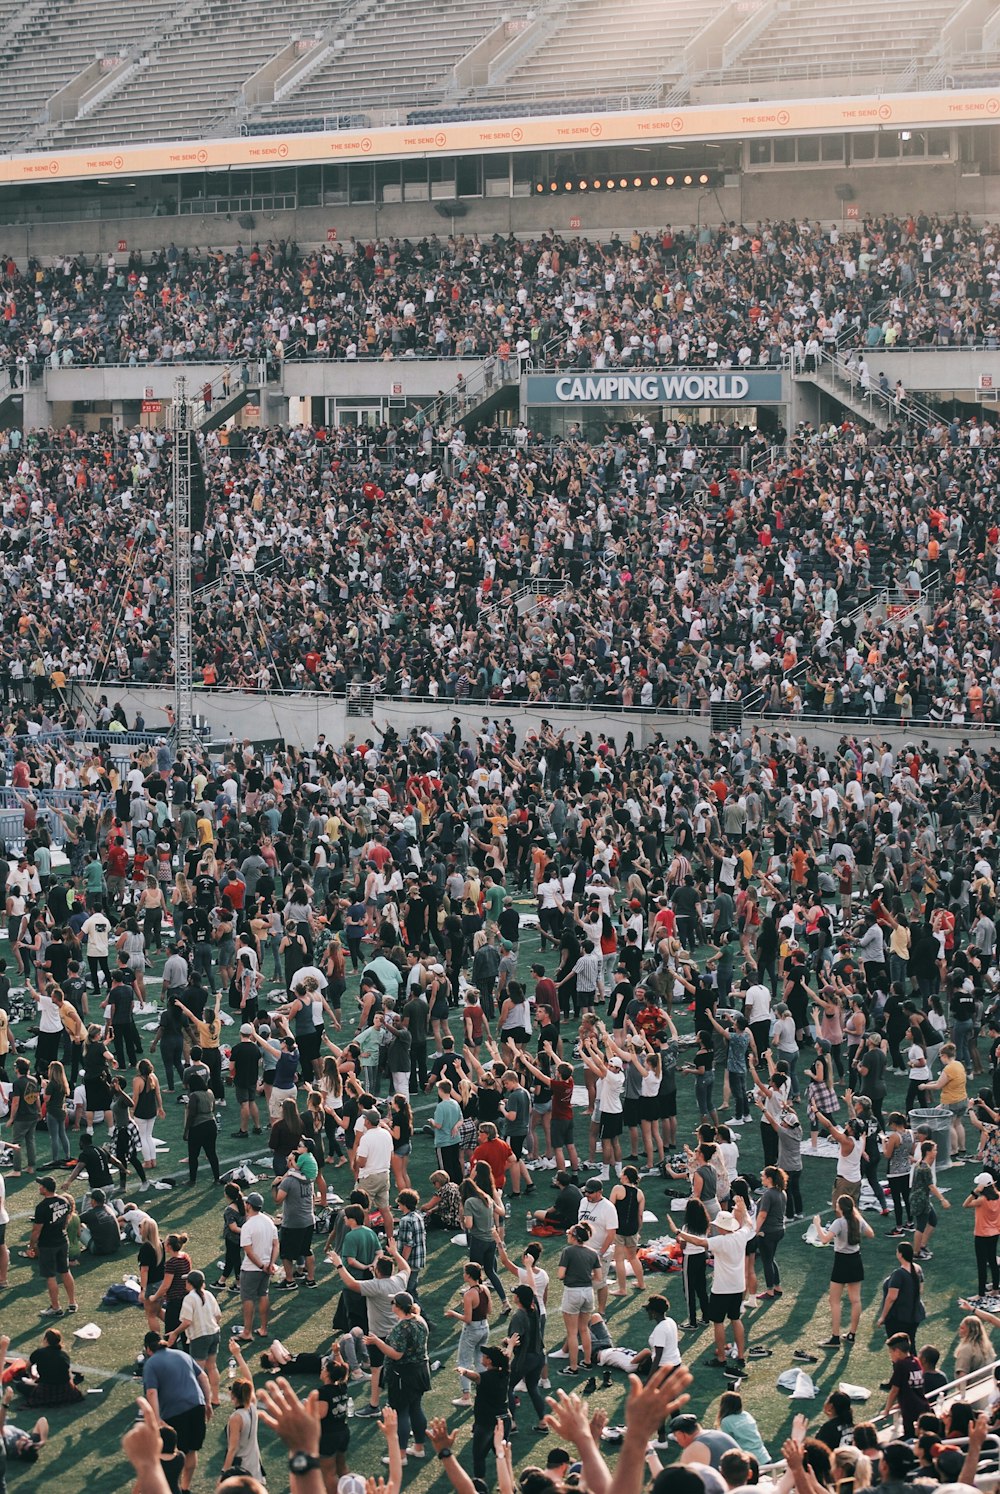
[
  {"xmin": 430, "ymin": 1360, "xmax": 441, "ymax": 1371},
  {"xmin": 228, "ymin": 1358, "xmax": 236, "ymax": 1380},
  {"xmin": 347, "ymin": 1397, "xmax": 355, "ymax": 1417}
]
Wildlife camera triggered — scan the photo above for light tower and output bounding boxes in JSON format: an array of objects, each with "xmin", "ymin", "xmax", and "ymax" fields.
[{"xmin": 170, "ymin": 376, "xmax": 196, "ymax": 755}]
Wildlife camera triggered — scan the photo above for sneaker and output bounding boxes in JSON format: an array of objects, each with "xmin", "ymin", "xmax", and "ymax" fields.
[
  {"xmin": 40, "ymin": 1307, "xmax": 64, "ymax": 1318},
  {"xmin": 732, "ymin": 1359, "xmax": 747, "ymax": 1374},
  {"xmin": 649, "ymin": 1439, "xmax": 673, "ymax": 1450},
  {"xmin": 843, "ymin": 1332, "xmax": 856, "ymax": 1345},
  {"xmin": 559, "ymin": 1366, "xmax": 579, "ymax": 1376},
  {"xmin": 703, "ymin": 1358, "xmax": 728, "ymax": 1369},
  {"xmin": 274, "ymin": 1280, "xmax": 298, "ymax": 1291},
  {"xmin": 231, "ymin": 1130, "xmax": 249, "ymax": 1138},
  {"xmin": 65, "ymin": 1304, "xmax": 78, "ymax": 1314},
  {"xmin": 917, "ymin": 1249, "xmax": 933, "ymax": 1261},
  {"xmin": 304, "ymin": 1280, "xmax": 317, "ymax": 1289},
  {"xmin": 792, "ymin": 1350, "xmax": 819, "ymax": 1363},
  {"xmin": 549, "ymin": 1349, "xmax": 569, "ymax": 1359},
  {"xmin": 885, "ymin": 1228, "xmax": 906, "ymax": 1238},
  {"xmin": 817, "ymin": 1336, "xmax": 841, "ymax": 1348},
  {"xmin": 354, "ymin": 1404, "xmax": 381, "ymax": 1418},
  {"xmin": 451, "ymin": 1397, "xmax": 472, "ymax": 1408},
  {"xmin": 582, "ymin": 1376, "xmax": 598, "ymax": 1394},
  {"xmin": 601, "ymin": 1369, "xmax": 613, "ymax": 1388}
]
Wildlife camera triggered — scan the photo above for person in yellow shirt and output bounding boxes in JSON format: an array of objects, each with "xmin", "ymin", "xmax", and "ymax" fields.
[
  {"xmin": 196, "ymin": 813, "xmax": 214, "ymax": 847},
  {"xmin": 921, "ymin": 1041, "xmax": 968, "ymax": 1158}
]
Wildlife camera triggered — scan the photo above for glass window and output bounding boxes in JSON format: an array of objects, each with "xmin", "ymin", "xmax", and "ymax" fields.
[
  {"xmin": 928, "ymin": 129, "xmax": 950, "ymax": 158},
  {"xmin": 820, "ymin": 134, "xmax": 844, "ymax": 161},
  {"xmin": 877, "ymin": 133, "xmax": 899, "ymax": 159},
  {"xmin": 851, "ymin": 134, "xmax": 876, "ymax": 161},
  {"xmin": 457, "ymin": 157, "xmax": 483, "ymax": 197},
  {"xmin": 749, "ymin": 139, "xmax": 771, "ymax": 165},
  {"xmin": 796, "ymin": 137, "xmax": 820, "ymax": 162},
  {"xmin": 773, "ymin": 137, "xmax": 795, "ymax": 163},
  {"xmin": 348, "ymin": 162, "xmax": 374, "ymax": 203}
]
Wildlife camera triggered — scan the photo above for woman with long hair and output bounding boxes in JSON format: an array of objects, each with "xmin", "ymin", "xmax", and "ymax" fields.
[
  {"xmin": 168, "ymin": 1268, "xmax": 222, "ymax": 1405},
  {"xmin": 671, "ymin": 1195, "xmax": 711, "ymax": 1330},
  {"xmin": 506, "ymin": 1282, "xmax": 547, "ymax": 1431},
  {"xmin": 609, "ymin": 1163, "xmax": 646, "ymax": 1297},
  {"xmin": 138, "ymin": 875, "xmax": 166, "ymax": 953},
  {"xmin": 813, "ymin": 1194, "xmax": 874, "ymax": 1347},
  {"xmin": 445, "ymin": 1260, "xmax": 492, "ymax": 1408},
  {"xmin": 171, "ymin": 872, "xmax": 193, "ymax": 940},
  {"xmin": 461, "ymin": 1174, "xmax": 508, "ymax": 1305},
  {"xmin": 269, "ymin": 1095, "xmax": 304, "ymax": 1175},
  {"xmin": 755, "ymin": 1165, "xmax": 787, "ymax": 1300},
  {"xmin": 131, "ymin": 1058, "xmax": 164, "ymax": 1169},
  {"xmin": 137, "ymin": 1217, "xmax": 166, "ymax": 1331},
  {"xmin": 149, "ymin": 1232, "xmax": 192, "ymax": 1336},
  {"xmin": 81, "ymin": 1022, "xmax": 115, "ymax": 1132},
  {"xmin": 44, "ymin": 1060, "xmax": 71, "ymax": 1165},
  {"xmin": 116, "ymin": 917, "xmax": 146, "ymax": 1001},
  {"xmin": 214, "ymin": 1182, "xmax": 247, "ymax": 1293},
  {"xmin": 390, "ymin": 1092, "xmax": 413, "ymax": 1192},
  {"xmin": 875, "ymin": 1242, "xmax": 925, "ymax": 1351}
]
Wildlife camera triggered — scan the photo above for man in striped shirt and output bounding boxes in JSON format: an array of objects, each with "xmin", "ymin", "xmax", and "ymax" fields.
[{"xmin": 558, "ymin": 942, "xmax": 604, "ymax": 1015}]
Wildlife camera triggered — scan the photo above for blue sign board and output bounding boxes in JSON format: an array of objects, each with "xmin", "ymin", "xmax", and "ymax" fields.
[{"xmin": 525, "ymin": 370, "xmax": 785, "ymax": 405}]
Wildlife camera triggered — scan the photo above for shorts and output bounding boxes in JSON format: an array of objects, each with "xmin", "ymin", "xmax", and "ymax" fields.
[
  {"xmin": 533, "ymin": 1100, "xmax": 552, "ymax": 1116},
  {"xmin": 38, "ymin": 1244, "xmax": 69, "ymax": 1280},
  {"xmin": 0, "ymin": 1223, "xmax": 5, "ymax": 1247},
  {"xmin": 551, "ymin": 1115, "xmax": 574, "ymax": 1149},
  {"xmin": 268, "ymin": 1085, "xmax": 297, "ymax": 1120},
  {"xmin": 599, "ymin": 1112, "xmax": 623, "ymax": 1140},
  {"xmin": 913, "ymin": 1205, "xmax": 937, "ymax": 1232},
  {"xmin": 659, "ymin": 1089, "xmax": 678, "ymax": 1119},
  {"xmin": 393, "ymin": 1142, "xmax": 412, "ymax": 1157},
  {"xmin": 948, "ymin": 1100, "xmax": 969, "ymax": 1119},
  {"xmin": 620, "ymin": 1232, "xmax": 640, "ymax": 1249},
  {"xmin": 297, "ymin": 1031, "xmax": 321, "ymax": 1066},
  {"xmin": 831, "ymin": 1252, "xmax": 865, "ymax": 1285},
  {"xmin": 169, "ymin": 1404, "xmax": 207, "ymax": 1455},
  {"xmin": 368, "ymin": 1343, "xmax": 385, "ymax": 1369},
  {"xmin": 622, "ymin": 1097, "xmax": 642, "ymax": 1128},
  {"xmin": 640, "ymin": 1095, "xmax": 660, "ymax": 1123},
  {"xmin": 321, "ymin": 1423, "xmax": 351, "ymax": 1456},
  {"xmin": 234, "ymin": 1085, "xmax": 255, "ymax": 1106},
  {"xmin": 240, "ymin": 1268, "xmax": 270, "ymax": 1302},
  {"xmin": 280, "ymin": 1224, "xmax": 314, "ymax": 1261},
  {"xmin": 359, "ymin": 1170, "xmax": 390, "ymax": 1212},
  {"xmin": 560, "ymin": 1285, "xmax": 595, "ymax": 1315},
  {"xmin": 502, "ymin": 1027, "xmax": 530, "ymax": 1045},
  {"xmin": 708, "ymin": 1291, "xmax": 744, "ymax": 1323},
  {"xmin": 188, "ymin": 1332, "xmax": 220, "ymax": 1361}
]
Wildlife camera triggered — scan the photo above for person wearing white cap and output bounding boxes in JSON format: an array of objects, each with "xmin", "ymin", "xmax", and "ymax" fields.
[
  {"xmin": 673, "ymin": 1194, "xmax": 753, "ymax": 1375},
  {"xmin": 965, "ymin": 1172, "xmax": 1000, "ymax": 1296}
]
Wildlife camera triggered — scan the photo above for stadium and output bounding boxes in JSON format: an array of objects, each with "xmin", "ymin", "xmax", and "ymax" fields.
[{"xmin": 0, "ymin": 3, "xmax": 999, "ymax": 1494}]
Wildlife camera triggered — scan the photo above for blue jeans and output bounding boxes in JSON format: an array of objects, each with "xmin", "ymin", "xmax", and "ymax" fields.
[
  {"xmin": 954, "ymin": 1020, "xmax": 974, "ymax": 1070},
  {"xmin": 729, "ymin": 1069, "xmax": 749, "ymax": 1120},
  {"xmin": 457, "ymin": 1320, "xmax": 489, "ymax": 1395},
  {"xmin": 46, "ymin": 1110, "xmax": 70, "ymax": 1163},
  {"xmin": 778, "ymin": 1048, "xmax": 800, "ymax": 1098}
]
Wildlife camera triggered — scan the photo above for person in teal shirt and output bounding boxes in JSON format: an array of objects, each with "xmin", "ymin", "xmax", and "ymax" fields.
[{"xmin": 431, "ymin": 1080, "xmax": 464, "ymax": 1183}]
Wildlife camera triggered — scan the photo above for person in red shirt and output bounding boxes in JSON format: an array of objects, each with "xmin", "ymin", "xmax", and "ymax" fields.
[
  {"xmin": 105, "ymin": 835, "xmax": 129, "ymax": 910},
  {"xmin": 469, "ymin": 1122, "xmax": 514, "ymax": 1191},
  {"xmin": 546, "ymin": 1060, "xmax": 580, "ymax": 1174},
  {"xmin": 531, "ymin": 966, "xmax": 559, "ymax": 1024}
]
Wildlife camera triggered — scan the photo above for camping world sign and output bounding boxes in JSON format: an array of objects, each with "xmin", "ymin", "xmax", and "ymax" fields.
[{"xmin": 525, "ymin": 370, "xmax": 785, "ymax": 405}]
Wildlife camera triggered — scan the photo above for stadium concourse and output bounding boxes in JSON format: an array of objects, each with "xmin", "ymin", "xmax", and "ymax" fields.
[{"xmin": 1, "ymin": 213, "xmax": 998, "ymax": 373}]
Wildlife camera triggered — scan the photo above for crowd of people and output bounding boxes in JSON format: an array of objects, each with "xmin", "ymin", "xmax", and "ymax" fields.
[
  {"xmin": 1, "ymin": 212, "xmax": 998, "ymax": 374},
  {"xmin": 0, "ymin": 703, "xmax": 999, "ymax": 1494},
  {"xmin": 0, "ymin": 390, "xmax": 998, "ymax": 723}
]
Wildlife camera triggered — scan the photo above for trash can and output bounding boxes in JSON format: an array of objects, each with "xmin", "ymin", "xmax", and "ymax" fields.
[{"xmin": 908, "ymin": 1106, "xmax": 955, "ymax": 1169}]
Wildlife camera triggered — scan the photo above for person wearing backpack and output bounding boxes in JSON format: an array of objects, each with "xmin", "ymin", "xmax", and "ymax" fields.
[{"xmin": 6, "ymin": 1057, "xmax": 40, "ymax": 1175}]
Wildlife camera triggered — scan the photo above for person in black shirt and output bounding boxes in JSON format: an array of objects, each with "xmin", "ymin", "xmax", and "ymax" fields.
[
  {"xmin": 108, "ymin": 973, "xmax": 140, "ymax": 1069},
  {"xmin": 466, "ymin": 1344, "xmax": 511, "ymax": 1479},
  {"xmin": 229, "ymin": 1026, "xmax": 262, "ymax": 1137},
  {"xmin": 28, "ymin": 1177, "xmax": 76, "ymax": 1316}
]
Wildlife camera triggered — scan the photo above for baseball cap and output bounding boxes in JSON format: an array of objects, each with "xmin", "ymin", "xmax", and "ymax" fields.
[
  {"xmin": 583, "ymin": 1178, "xmax": 603, "ymax": 1194},
  {"xmin": 246, "ymin": 1192, "xmax": 264, "ymax": 1209},
  {"xmin": 240, "ymin": 1023, "xmax": 254, "ymax": 1037},
  {"xmin": 339, "ymin": 1477, "xmax": 368, "ymax": 1494},
  {"xmin": 974, "ymin": 1173, "xmax": 995, "ymax": 1190},
  {"xmin": 670, "ymin": 1414, "xmax": 700, "ymax": 1434},
  {"xmin": 392, "ymin": 1292, "xmax": 414, "ymax": 1311}
]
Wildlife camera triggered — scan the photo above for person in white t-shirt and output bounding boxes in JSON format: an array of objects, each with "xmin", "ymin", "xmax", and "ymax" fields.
[
  {"xmin": 356, "ymin": 1112, "xmax": 395, "ymax": 1240},
  {"xmin": 673, "ymin": 1197, "xmax": 753, "ymax": 1372},
  {"xmin": 577, "ymin": 1178, "xmax": 619, "ymax": 1312}
]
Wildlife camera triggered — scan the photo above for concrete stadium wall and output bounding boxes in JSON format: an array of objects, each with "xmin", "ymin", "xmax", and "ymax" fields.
[
  {"xmin": 6, "ymin": 159, "xmax": 1000, "ymax": 262},
  {"xmin": 73, "ymin": 684, "xmax": 995, "ymax": 757}
]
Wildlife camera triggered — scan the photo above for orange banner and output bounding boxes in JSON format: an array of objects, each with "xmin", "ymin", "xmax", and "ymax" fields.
[{"xmin": 2, "ymin": 88, "xmax": 996, "ymax": 185}]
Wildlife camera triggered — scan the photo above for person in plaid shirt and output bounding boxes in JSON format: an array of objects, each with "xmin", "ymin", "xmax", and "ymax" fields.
[{"xmin": 395, "ymin": 1188, "xmax": 426, "ymax": 1301}]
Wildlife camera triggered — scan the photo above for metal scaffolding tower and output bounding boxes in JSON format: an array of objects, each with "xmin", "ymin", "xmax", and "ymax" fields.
[{"xmin": 170, "ymin": 377, "xmax": 196, "ymax": 755}]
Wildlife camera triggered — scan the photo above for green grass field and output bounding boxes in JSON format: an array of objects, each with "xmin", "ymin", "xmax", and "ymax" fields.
[{"xmin": 0, "ymin": 917, "xmax": 978, "ymax": 1491}]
